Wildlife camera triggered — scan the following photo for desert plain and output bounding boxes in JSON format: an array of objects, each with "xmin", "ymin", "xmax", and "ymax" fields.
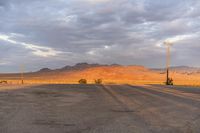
[{"xmin": 0, "ymin": 84, "xmax": 200, "ymax": 133}]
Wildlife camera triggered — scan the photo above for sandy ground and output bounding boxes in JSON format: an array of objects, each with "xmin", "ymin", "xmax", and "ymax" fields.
[{"xmin": 0, "ymin": 84, "xmax": 199, "ymax": 133}]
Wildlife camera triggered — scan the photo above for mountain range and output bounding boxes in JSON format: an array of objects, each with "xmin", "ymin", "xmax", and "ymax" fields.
[
  {"xmin": 0, "ymin": 63, "xmax": 200, "ymax": 85},
  {"xmin": 37, "ymin": 63, "xmax": 200, "ymax": 74}
]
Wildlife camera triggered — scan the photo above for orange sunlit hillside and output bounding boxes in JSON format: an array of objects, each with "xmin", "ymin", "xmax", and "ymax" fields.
[{"xmin": 0, "ymin": 63, "xmax": 200, "ymax": 85}]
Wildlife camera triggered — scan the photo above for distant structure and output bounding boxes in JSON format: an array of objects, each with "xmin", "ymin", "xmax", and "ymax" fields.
[
  {"xmin": 164, "ymin": 41, "xmax": 173, "ymax": 85},
  {"xmin": 20, "ymin": 65, "xmax": 24, "ymax": 84}
]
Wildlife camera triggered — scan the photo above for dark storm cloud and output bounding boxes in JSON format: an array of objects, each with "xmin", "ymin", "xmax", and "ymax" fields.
[{"xmin": 0, "ymin": 0, "xmax": 200, "ymax": 72}]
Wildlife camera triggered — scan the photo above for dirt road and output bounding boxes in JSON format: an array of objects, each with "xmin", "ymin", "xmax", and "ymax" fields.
[{"xmin": 0, "ymin": 84, "xmax": 199, "ymax": 133}]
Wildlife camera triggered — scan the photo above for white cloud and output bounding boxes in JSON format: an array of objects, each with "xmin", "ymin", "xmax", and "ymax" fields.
[
  {"xmin": 0, "ymin": 61, "xmax": 10, "ymax": 66},
  {"xmin": 0, "ymin": 34, "xmax": 17, "ymax": 44},
  {"xmin": 104, "ymin": 45, "xmax": 110, "ymax": 49},
  {"xmin": 82, "ymin": 0, "xmax": 112, "ymax": 4},
  {"xmin": 155, "ymin": 34, "xmax": 198, "ymax": 47},
  {"xmin": 0, "ymin": 34, "xmax": 63, "ymax": 57},
  {"xmin": 22, "ymin": 43, "xmax": 64, "ymax": 57},
  {"xmin": 165, "ymin": 34, "xmax": 197, "ymax": 43}
]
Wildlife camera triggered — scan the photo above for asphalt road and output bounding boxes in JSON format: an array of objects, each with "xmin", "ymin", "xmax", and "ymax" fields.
[{"xmin": 0, "ymin": 84, "xmax": 199, "ymax": 133}]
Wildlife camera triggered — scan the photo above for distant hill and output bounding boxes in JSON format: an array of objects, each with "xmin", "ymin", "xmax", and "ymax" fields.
[
  {"xmin": 152, "ymin": 66, "xmax": 200, "ymax": 74},
  {"xmin": 36, "ymin": 63, "xmax": 119, "ymax": 72},
  {"xmin": 59, "ymin": 63, "xmax": 105, "ymax": 71},
  {"xmin": 37, "ymin": 63, "xmax": 200, "ymax": 75},
  {"xmin": 38, "ymin": 68, "xmax": 52, "ymax": 73}
]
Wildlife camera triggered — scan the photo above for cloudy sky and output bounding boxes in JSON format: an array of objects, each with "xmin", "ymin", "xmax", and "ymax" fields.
[{"xmin": 0, "ymin": 0, "xmax": 200, "ymax": 72}]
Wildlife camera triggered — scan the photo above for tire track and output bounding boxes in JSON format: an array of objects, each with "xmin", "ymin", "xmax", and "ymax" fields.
[
  {"xmin": 97, "ymin": 85, "xmax": 136, "ymax": 112},
  {"xmin": 126, "ymin": 85, "xmax": 200, "ymax": 109},
  {"xmin": 98, "ymin": 85, "xmax": 187, "ymax": 132},
  {"xmin": 126, "ymin": 85, "xmax": 200, "ymax": 132},
  {"xmin": 142, "ymin": 85, "xmax": 200, "ymax": 102}
]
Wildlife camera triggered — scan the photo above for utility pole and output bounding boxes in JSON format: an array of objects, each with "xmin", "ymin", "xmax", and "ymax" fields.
[
  {"xmin": 164, "ymin": 41, "xmax": 173, "ymax": 85},
  {"xmin": 20, "ymin": 64, "xmax": 24, "ymax": 84}
]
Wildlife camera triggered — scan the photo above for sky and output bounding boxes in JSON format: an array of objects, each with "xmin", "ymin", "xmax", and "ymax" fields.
[{"xmin": 0, "ymin": 0, "xmax": 200, "ymax": 72}]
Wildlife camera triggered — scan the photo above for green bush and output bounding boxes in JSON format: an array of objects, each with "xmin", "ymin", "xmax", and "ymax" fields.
[
  {"xmin": 78, "ymin": 79, "xmax": 87, "ymax": 84},
  {"xmin": 94, "ymin": 79, "xmax": 102, "ymax": 84}
]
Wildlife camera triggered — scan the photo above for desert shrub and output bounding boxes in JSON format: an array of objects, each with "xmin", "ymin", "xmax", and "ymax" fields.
[
  {"xmin": 169, "ymin": 78, "xmax": 173, "ymax": 85},
  {"xmin": 78, "ymin": 79, "xmax": 87, "ymax": 84},
  {"xmin": 94, "ymin": 79, "xmax": 102, "ymax": 84},
  {"xmin": 166, "ymin": 78, "xmax": 173, "ymax": 85},
  {"xmin": 0, "ymin": 80, "xmax": 7, "ymax": 84}
]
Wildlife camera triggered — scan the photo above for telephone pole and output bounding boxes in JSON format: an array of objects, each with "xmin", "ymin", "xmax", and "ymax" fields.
[
  {"xmin": 164, "ymin": 41, "xmax": 173, "ymax": 85},
  {"xmin": 20, "ymin": 64, "xmax": 24, "ymax": 84}
]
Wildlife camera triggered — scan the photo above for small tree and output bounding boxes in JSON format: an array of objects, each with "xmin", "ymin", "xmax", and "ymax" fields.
[
  {"xmin": 78, "ymin": 79, "xmax": 87, "ymax": 84},
  {"xmin": 94, "ymin": 79, "xmax": 102, "ymax": 84}
]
